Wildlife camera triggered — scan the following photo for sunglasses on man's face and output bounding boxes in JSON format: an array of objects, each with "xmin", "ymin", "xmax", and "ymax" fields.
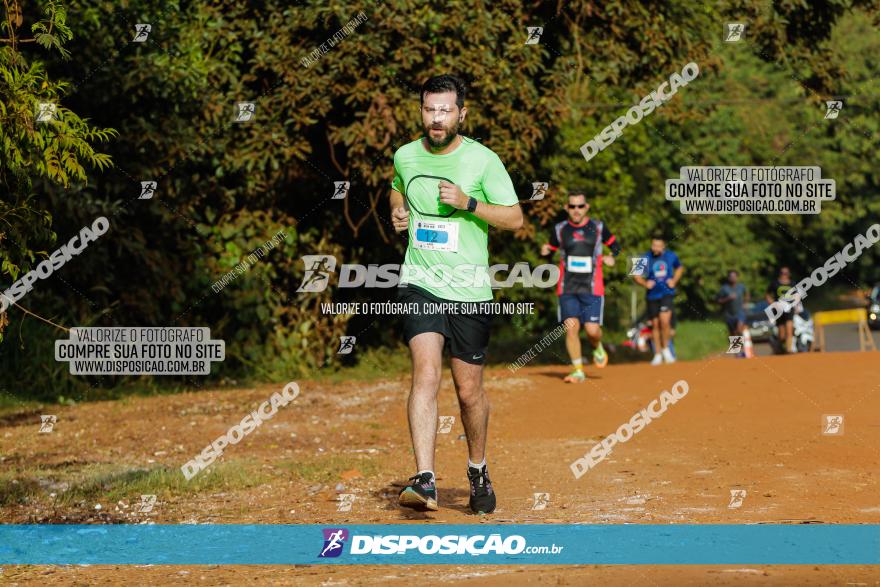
[{"xmin": 567, "ymin": 204, "xmax": 586, "ymax": 209}]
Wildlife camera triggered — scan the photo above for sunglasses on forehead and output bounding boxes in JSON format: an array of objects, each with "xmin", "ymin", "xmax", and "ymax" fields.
[{"xmin": 567, "ymin": 204, "xmax": 586, "ymax": 209}]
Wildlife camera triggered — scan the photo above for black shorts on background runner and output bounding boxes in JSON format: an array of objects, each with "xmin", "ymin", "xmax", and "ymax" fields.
[
  {"xmin": 398, "ymin": 285, "xmax": 491, "ymax": 365},
  {"xmin": 647, "ymin": 295, "xmax": 675, "ymax": 319},
  {"xmin": 777, "ymin": 310, "xmax": 794, "ymax": 324}
]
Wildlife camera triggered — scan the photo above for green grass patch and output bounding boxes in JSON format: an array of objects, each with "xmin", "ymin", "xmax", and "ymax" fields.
[
  {"xmin": 0, "ymin": 460, "xmax": 265, "ymax": 507},
  {"xmin": 491, "ymin": 319, "xmax": 729, "ymax": 366},
  {"xmin": 0, "ymin": 474, "xmax": 42, "ymax": 507},
  {"xmin": 279, "ymin": 454, "xmax": 380, "ymax": 484},
  {"xmin": 0, "ymin": 395, "xmax": 41, "ymax": 417},
  {"xmin": 317, "ymin": 344, "xmax": 412, "ymax": 384},
  {"xmin": 673, "ymin": 320, "xmax": 729, "ymax": 361}
]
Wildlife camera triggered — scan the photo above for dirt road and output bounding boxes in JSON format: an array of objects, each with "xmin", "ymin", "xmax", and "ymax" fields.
[{"xmin": 2, "ymin": 352, "xmax": 879, "ymax": 584}]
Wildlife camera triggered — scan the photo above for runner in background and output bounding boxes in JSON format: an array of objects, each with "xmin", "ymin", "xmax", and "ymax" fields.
[
  {"xmin": 716, "ymin": 270, "xmax": 749, "ymax": 356},
  {"xmin": 541, "ymin": 191, "xmax": 621, "ymax": 383},
  {"xmin": 633, "ymin": 236, "xmax": 683, "ymax": 365},
  {"xmin": 766, "ymin": 266, "xmax": 796, "ymax": 353}
]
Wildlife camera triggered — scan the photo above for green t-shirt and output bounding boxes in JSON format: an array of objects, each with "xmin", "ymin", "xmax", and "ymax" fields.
[{"xmin": 391, "ymin": 137, "xmax": 519, "ymax": 302}]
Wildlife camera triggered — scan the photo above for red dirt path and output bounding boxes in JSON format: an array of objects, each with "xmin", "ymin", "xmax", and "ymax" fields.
[{"xmin": 2, "ymin": 352, "xmax": 879, "ymax": 584}]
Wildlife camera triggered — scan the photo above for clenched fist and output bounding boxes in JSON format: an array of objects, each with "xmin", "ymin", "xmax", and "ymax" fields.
[
  {"xmin": 438, "ymin": 181, "xmax": 467, "ymax": 210},
  {"xmin": 391, "ymin": 206, "xmax": 408, "ymax": 233}
]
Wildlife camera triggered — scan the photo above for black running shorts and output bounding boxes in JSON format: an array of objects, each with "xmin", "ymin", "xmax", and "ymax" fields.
[
  {"xmin": 647, "ymin": 295, "xmax": 675, "ymax": 319},
  {"xmin": 397, "ymin": 285, "xmax": 492, "ymax": 365},
  {"xmin": 776, "ymin": 309, "xmax": 794, "ymax": 324}
]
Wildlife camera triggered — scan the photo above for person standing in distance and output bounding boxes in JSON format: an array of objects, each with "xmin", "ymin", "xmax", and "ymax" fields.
[
  {"xmin": 766, "ymin": 266, "xmax": 796, "ymax": 353},
  {"xmin": 716, "ymin": 270, "xmax": 749, "ymax": 352},
  {"xmin": 388, "ymin": 74, "xmax": 523, "ymax": 514},
  {"xmin": 633, "ymin": 235, "xmax": 683, "ymax": 365},
  {"xmin": 540, "ymin": 191, "xmax": 621, "ymax": 382}
]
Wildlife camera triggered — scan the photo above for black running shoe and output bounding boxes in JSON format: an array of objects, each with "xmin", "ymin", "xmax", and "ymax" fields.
[
  {"xmin": 398, "ymin": 472, "xmax": 438, "ymax": 511},
  {"xmin": 467, "ymin": 465, "xmax": 496, "ymax": 514}
]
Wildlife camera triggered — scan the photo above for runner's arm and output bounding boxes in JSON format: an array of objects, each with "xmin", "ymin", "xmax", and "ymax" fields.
[
  {"xmin": 468, "ymin": 153, "xmax": 524, "ymax": 231},
  {"xmin": 601, "ymin": 224, "xmax": 621, "ymax": 256},
  {"xmin": 470, "ymin": 200, "xmax": 524, "ymax": 231},
  {"xmin": 716, "ymin": 286, "xmax": 734, "ymax": 304},
  {"xmin": 389, "ymin": 153, "xmax": 409, "ymax": 233},
  {"xmin": 438, "ymin": 180, "xmax": 523, "ymax": 230},
  {"xmin": 541, "ymin": 226, "xmax": 560, "ymax": 256},
  {"xmin": 668, "ymin": 265, "xmax": 684, "ymax": 288},
  {"xmin": 666, "ymin": 252, "xmax": 684, "ymax": 287},
  {"xmin": 389, "ymin": 189, "xmax": 408, "ymax": 233},
  {"xmin": 389, "ymin": 188, "xmax": 404, "ymax": 210}
]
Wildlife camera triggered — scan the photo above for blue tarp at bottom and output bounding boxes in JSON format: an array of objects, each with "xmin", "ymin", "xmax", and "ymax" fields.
[{"xmin": 0, "ymin": 524, "xmax": 877, "ymax": 565}]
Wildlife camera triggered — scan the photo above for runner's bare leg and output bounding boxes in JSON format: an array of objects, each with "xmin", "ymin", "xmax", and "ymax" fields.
[
  {"xmin": 659, "ymin": 310, "xmax": 673, "ymax": 348},
  {"xmin": 585, "ymin": 322, "xmax": 602, "ymax": 346},
  {"xmin": 407, "ymin": 332, "xmax": 445, "ymax": 472},
  {"xmin": 451, "ymin": 357, "xmax": 489, "ymax": 464},
  {"xmin": 777, "ymin": 321, "xmax": 789, "ymax": 350},
  {"xmin": 651, "ymin": 316, "xmax": 662, "ymax": 351},
  {"xmin": 564, "ymin": 317, "xmax": 582, "ymax": 362}
]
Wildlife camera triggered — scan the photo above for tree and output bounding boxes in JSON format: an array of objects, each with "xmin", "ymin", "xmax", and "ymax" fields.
[
  {"xmin": 1, "ymin": 1, "xmax": 877, "ymax": 399},
  {"xmin": 0, "ymin": 0, "xmax": 116, "ymax": 342}
]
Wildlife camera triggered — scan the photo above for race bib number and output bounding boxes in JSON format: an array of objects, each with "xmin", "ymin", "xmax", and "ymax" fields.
[
  {"xmin": 413, "ymin": 219, "xmax": 459, "ymax": 252},
  {"xmin": 567, "ymin": 255, "xmax": 593, "ymax": 273}
]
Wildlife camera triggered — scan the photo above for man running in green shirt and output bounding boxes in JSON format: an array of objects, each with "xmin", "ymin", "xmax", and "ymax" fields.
[{"xmin": 389, "ymin": 74, "xmax": 523, "ymax": 514}]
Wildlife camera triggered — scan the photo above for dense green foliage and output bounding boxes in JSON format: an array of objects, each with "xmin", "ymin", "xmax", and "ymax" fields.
[
  {"xmin": 0, "ymin": 0, "xmax": 115, "ymax": 329},
  {"xmin": 1, "ymin": 1, "xmax": 878, "ymax": 400}
]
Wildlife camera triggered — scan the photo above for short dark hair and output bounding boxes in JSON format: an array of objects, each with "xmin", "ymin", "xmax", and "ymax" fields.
[
  {"xmin": 651, "ymin": 234, "xmax": 666, "ymax": 242},
  {"xmin": 567, "ymin": 189, "xmax": 587, "ymax": 200},
  {"xmin": 421, "ymin": 74, "xmax": 466, "ymax": 109}
]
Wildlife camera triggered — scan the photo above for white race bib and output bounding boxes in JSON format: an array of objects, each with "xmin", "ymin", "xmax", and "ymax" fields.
[
  {"xmin": 413, "ymin": 219, "xmax": 459, "ymax": 252},
  {"xmin": 567, "ymin": 255, "xmax": 593, "ymax": 273}
]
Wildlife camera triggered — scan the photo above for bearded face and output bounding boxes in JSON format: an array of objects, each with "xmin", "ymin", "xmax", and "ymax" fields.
[
  {"xmin": 423, "ymin": 109, "xmax": 460, "ymax": 149},
  {"xmin": 421, "ymin": 91, "xmax": 463, "ymax": 149}
]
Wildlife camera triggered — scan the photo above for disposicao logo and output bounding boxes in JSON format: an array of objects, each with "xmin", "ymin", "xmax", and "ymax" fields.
[
  {"xmin": 319, "ymin": 528, "xmax": 349, "ymax": 558},
  {"xmin": 317, "ymin": 529, "xmax": 562, "ymax": 557}
]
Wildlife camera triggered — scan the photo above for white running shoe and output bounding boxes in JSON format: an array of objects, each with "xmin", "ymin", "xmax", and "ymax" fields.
[
  {"xmin": 662, "ymin": 347, "xmax": 676, "ymax": 364},
  {"xmin": 650, "ymin": 353, "xmax": 663, "ymax": 366}
]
